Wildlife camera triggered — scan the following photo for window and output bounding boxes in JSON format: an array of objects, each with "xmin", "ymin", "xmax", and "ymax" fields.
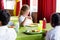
[
  {"xmin": 30, "ymin": 0, "xmax": 38, "ymax": 12},
  {"xmin": 4, "ymin": 0, "xmax": 22, "ymax": 10},
  {"xmin": 4, "ymin": 0, "xmax": 14, "ymax": 9}
]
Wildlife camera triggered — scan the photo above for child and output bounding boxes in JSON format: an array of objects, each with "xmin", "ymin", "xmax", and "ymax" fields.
[
  {"xmin": 0, "ymin": 10, "xmax": 17, "ymax": 40},
  {"xmin": 46, "ymin": 13, "xmax": 60, "ymax": 40},
  {"xmin": 18, "ymin": 4, "xmax": 33, "ymax": 26}
]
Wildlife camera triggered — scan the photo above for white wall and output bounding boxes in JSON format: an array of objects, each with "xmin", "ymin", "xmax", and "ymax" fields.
[
  {"xmin": 4, "ymin": 0, "xmax": 14, "ymax": 9},
  {"xmin": 56, "ymin": 0, "xmax": 60, "ymax": 12},
  {"xmin": 4, "ymin": 0, "xmax": 22, "ymax": 10},
  {"xmin": 30, "ymin": 0, "xmax": 38, "ymax": 12}
]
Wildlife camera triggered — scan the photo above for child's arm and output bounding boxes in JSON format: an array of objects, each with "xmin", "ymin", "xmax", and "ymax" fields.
[
  {"xmin": 19, "ymin": 17, "xmax": 27, "ymax": 26},
  {"xmin": 19, "ymin": 16, "xmax": 33, "ymax": 26}
]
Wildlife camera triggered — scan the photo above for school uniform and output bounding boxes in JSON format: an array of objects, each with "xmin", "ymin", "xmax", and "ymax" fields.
[
  {"xmin": 0, "ymin": 25, "xmax": 17, "ymax": 40},
  {"xmin": 46, "ymin": 26, "xmax": 60, "ymax": 40},
  {"xmin": 19, "ymin": 15, "xmax": 33, "ymax": 26}
]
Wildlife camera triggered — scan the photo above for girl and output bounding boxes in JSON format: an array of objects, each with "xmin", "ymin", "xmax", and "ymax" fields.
[{"xmin": 18, "ymin": 4, "xmax": 33, "ymax": 26}]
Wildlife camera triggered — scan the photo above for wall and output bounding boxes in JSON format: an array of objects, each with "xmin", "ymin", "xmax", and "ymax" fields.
[
  {"xmin": 30, "ymin": 0, "xmax": 38, "ymax": 12},
  {"xmin": 56, "ymin": 0, "xmax": 60, "ymax": 12},
  {"xmin": 4, "ymin": 0, "xmax": 22, "ymax": 10}
]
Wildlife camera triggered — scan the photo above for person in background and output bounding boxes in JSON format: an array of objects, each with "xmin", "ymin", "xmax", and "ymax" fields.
[
  {"xmin": 18, "ymin": 4, "xmax": 33, "ymax": 26},
  {"xmin": 46, "ymin": 13, "xmax": 60, "ymax": 40},
  {"xmin": 0, "ymin": 10, "xmax": 17, "ymax": 40}
]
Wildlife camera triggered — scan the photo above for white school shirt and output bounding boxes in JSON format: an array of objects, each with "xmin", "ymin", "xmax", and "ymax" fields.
[
  {"xmin": 46, "ymin": 26, "xmax": 60, "ymax": 40},
  {"xmin": 0, "ymin": 25, "xmax": 17, "ymax": 40},
  {"xmin": 19, "ymin": 15, "xmax": 33, "ymax": 26}
]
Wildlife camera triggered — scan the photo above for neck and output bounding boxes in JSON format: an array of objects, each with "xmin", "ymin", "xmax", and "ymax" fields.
[
  {"xmin": 0, "ymin": 24, "xmax": 2, "ymax": 26},
  {"xmin": 0, "ymin": 25, "xmax": 2, "ymax": 27}
]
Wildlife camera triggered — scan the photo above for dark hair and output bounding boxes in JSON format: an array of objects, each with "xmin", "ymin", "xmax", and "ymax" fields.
[
  {"xmin": 51, "ymin": 13, "xmax": 60, "ymax": 27},
  {"xmin": 0, "ymin": 10, "xmax": 10, "ymax": 26}
]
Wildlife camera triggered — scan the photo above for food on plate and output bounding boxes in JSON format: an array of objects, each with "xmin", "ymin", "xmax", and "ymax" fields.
[
  {"xmin": 32, "ymin": 30, "xmax": 40, "ymax": 32},
  {"xmin": 36, "ymin": 30, "xmax": 40, "ymax": 32},
  {"xmin": 28, "ymin": 23, "xmax": 38, "ymax": 27},
  {"xmin": 9, "ymin": 26, "xmax": 15, "ymax": 28},
  {"xmin": 27, "ymin": 30, "xmax": 30, "ymax": 32},
  {"xmin": 32, "ymin": 30, "xmax": 35, "ymax": 32}
]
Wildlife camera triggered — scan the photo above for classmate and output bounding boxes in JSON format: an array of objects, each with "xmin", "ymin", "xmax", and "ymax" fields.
[
  {"xmin": 18, "ymin": 4, "xmax": 33, "ymax": 26},
  {"xmin": 46, "ymin": 13, "xmax": 60, "ymax": 40},
  {"xmin": 0, "ymin": 10, "xmax": 17, "ymax": 40}
]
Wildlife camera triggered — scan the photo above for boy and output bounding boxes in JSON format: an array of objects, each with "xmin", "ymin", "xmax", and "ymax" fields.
[
  {"xmin": 46, "ymin": 13, "xmax": 60, "ymax": 40},
  {"xmin": 0, "ymin": 10, "xmax": 17, "ymax": 40}
]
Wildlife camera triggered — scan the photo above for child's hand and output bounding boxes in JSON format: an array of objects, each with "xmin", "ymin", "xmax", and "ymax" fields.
[
  {"xmin": 27, "ymin": 16, "xmax": 32, "ymax": 19},
  {"xmin": 25, "ymin": 16, "xmax": 32, "ymax": 20}
]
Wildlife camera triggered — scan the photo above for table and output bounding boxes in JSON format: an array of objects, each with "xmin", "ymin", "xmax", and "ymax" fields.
[
  {"xmin": 16, "ymin": 23, "xmax": 52, "ymax": 40},
  {"xmin": 10, "ymin": 16, "xmax": 18, "ymax": 24},
  {"xmin": 10, "ymin": 16, "xmax": 52, "ymax": 40}
]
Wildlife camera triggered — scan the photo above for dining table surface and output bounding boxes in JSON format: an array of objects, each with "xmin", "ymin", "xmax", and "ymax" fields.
[
  {"xmin": 16, "ymin": 23, "xmax": 52, "ymax": 40},
  {"xmin": 10, "ymin": 16, "xmax": 52, "ymax": 40}
]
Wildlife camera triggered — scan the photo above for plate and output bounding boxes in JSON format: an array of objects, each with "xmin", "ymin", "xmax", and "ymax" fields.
[
  {"xmin": 26, "ymin": 23, "xmax": 38, "ymax": 27},
  {"xmin": 23, "ymin": 30, "xmax": 46, "ymax": 35}
]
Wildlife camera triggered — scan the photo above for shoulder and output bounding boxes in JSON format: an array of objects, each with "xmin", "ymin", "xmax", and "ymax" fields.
[
  {"xmin": 19, "ymin": 15, "xmax": 25, "ymax": 22},
  {"xmin": 7, "ymin": 28, "xmax": 17, "ymax": 38},
  {"xmin": 19, "ymin": 15, "xmax": 25, "ymax": 19},
  {"xmin": 46, "ymin": 29, "xmax": 54, "ymax": 36},
  {"xmin": 7, "ymin": 28, "xmax": 17, "ymax": 35},
  {"xmin": 46, "ymin": 29, "xmax": 54, "ymax": 40}
]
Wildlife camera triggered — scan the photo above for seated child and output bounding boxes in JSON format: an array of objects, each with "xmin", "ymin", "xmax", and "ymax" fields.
[
  {"xmin": 0, "ymin": 10, "xmax": 17, "ymax": 40},
  {"xmin": 46, "ymin": 13, "xmax": 60, "ymax": 40},
  {"xmin": 18, "ymin": 4, "xmax": 33, "ymax": 26}
]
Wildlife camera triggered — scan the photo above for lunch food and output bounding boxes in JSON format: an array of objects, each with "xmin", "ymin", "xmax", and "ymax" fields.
[
  {"xmin": 26, "ymin": 29, "xmax": 40, "ymax": 33},
  {"xmin": 32, "ymin": 30, "xmax": 40, "ymax": 32},
  {"xmin": 28, "ymin": 23, "xmax": 38, "ymax": 27}
]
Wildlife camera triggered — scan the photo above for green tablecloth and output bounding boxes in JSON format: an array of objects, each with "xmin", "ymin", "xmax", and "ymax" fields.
[
  {"xmin": 16, "ymin": 23, "xmax": 52, "ymax": 40},
  {"xmin": 16, "ymin": 27, "xmax": 43, "ymax": 40},
  {"xmin": 10, "ymin": 16, "xmax": 52, "ymax": 40},
  {"xmin": 10, "ymin": 16, "xmax": 18, "ymax": 24}
]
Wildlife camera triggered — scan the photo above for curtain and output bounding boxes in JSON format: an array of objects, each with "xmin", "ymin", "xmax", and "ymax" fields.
[
  {"xmin": 0, "ymin": 0, "xmax": 4, "ymax": 10},
  {"xmin": 38, "ymin": 0, "xmax": 56, "ymax": 23},
  {"xmin": 22, "ymin": 0, "xmax": 30, "ymax": 6}
]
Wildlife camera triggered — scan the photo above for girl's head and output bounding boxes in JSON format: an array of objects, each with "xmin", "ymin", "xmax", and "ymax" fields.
[
  {"xmin": 19, "ymin": 4, "xmax": 30, "ymax": 17},
  {"xmin": 51, "ymin": 13, "xmax": 60, "ymax": 28}
]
